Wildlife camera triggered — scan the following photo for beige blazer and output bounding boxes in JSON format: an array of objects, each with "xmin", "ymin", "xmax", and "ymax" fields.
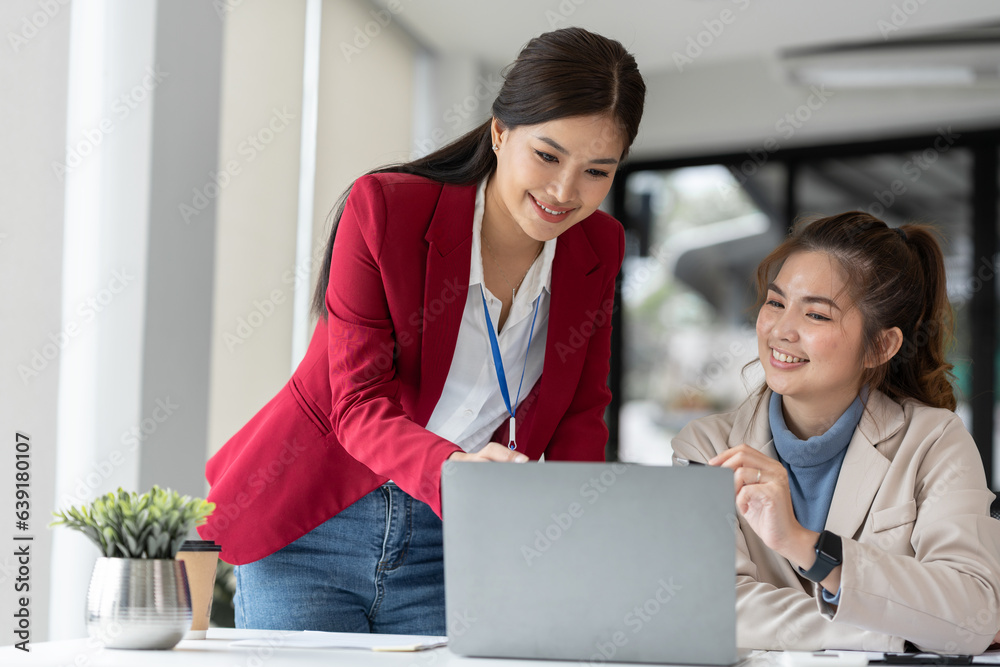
[{"xmin": 672, "ymin": 389, "xmax": 1000, "ymax": 653}]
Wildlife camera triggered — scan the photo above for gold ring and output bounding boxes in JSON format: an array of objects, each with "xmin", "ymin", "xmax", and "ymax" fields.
[{"xmin": 755, "ymin": 468, "xmax": 761, "ymax": 484}]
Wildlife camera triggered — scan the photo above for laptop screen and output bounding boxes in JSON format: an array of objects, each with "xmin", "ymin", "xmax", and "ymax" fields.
[{"xmin": 442, "ymin": 461, "xmax": 738, "ymax": 665}]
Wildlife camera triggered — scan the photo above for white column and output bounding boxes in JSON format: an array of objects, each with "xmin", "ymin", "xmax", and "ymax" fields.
[{"xmin": 0, "ymin": 0, "xmax": 74, "ymax": 646}]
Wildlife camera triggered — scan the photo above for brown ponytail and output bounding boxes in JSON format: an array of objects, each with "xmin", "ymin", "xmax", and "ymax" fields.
[
  {"xmin": 752, "ymin": 212, "xmax": 956, "ymax": 410},
  {"xmin": 884, "ymin": 224, "xmax": 956, "ymax": 409}
]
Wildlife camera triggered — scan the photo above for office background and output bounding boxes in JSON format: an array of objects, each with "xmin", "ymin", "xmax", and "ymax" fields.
[{"xmin": 2, "ymin": 0, "xmax": 1000, "ymax": 644}]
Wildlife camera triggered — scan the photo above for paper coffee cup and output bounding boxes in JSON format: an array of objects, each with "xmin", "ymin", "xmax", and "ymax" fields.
[{"xmin": 176, "ymin": 540, "xmax": 222, "ymax": 639}]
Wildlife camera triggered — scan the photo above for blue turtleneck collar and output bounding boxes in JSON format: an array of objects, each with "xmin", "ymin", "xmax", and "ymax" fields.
[{"xmin": 768, "ymin": 390, "xmax": 865, "ymax": 533}]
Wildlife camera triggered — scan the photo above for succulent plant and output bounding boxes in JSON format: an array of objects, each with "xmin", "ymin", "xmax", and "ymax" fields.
[{"xmin": 50, "ymin": 486, "xmax": 215, "ymax": 559}]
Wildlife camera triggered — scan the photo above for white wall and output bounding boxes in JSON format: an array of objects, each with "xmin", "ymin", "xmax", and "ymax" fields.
[
  {"xmin": 308, "ymin": 0, "xmax": 418, "ymax": 289},
  {"xmin": 207, "ymin": 0, "xmax": 420, "ymax": 458},
  {"xmin": 207, "ymin": 0, "xmax": 307, "ymax": 466}
]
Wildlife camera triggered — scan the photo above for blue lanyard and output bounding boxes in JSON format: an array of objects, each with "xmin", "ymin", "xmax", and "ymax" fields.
[{"xmin": 480, "ymin": 285, "xmax": 541, "ymax": 450}]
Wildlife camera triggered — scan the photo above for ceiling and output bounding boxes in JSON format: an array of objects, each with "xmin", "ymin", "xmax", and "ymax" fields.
[{"xmin": 372, "ymin": 0, "xmax": 1000, "ymax": 75}]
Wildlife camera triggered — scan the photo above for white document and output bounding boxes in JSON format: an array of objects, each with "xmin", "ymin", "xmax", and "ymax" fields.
[
  {"xmin": 973, "ymin": 648, "xmax": 1000, "ymax": 664},
  {"xmin": 231, "ymin": 631, "xmax": 448, "ymax": 652},
  {"xmin": 785, "ymin": 649, "xmax": 1000, "ymax": 666},
  {"xmin": 780, "ymin": 651, "xmax": 871, "ymax": 667}
]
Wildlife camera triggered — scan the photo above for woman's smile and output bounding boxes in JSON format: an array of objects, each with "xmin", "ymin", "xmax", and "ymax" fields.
[
  {"xmin": 769, "ymin": 347, "xmax": 808, "ymax": 366},
  {"xmin": 529, "ymin": 193, "xmax": 575, "ymax": 223}
]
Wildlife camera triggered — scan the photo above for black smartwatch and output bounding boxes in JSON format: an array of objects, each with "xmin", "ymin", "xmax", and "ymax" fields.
[{"xmin": 797, "ymin": 530, "xmax": 842, "ymax": 583}]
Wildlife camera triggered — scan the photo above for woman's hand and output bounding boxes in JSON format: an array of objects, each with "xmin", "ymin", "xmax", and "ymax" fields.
[
  {"xmin": 447, "ymin": 442, "xmax": 529, "ymax": 463},
  {"xmin": 709, "ymin": 444, "xmax": 816, "ymax": 569}
]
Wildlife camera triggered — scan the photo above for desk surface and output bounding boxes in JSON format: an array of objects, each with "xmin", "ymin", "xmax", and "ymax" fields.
[{"xmin": 1, "ymin": 628, "xmax": 776, "ymax": 667}]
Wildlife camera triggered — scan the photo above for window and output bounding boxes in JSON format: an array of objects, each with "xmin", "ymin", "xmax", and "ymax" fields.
[{"xmin": 610, "ymin": 130, "xmax": 1000, "ymax": 486}]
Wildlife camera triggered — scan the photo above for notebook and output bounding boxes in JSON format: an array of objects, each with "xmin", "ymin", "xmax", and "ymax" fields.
[{"xmin": 441, "ymin": 460, "xmax": 740, "ymax": 665}]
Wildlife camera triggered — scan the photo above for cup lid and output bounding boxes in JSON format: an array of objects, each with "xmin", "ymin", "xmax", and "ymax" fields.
[{"xmin": 178, "ymin": 539, "xmax": 222, "ymax": 552}]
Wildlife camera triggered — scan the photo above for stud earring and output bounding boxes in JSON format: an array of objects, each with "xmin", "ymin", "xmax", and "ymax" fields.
[{"xmin": 492, "ymin": 145, "xmax": 498, "ymax": 151}]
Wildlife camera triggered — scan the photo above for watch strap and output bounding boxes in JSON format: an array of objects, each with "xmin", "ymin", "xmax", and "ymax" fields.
[{"xmin": 798, "ymin": 530, "xmax": 842, "ymax": 583}]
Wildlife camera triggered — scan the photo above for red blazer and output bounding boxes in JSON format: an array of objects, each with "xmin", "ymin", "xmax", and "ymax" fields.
[{"xmin": 200, "ymin": 173, "xmax": 625, "ymax": 564}]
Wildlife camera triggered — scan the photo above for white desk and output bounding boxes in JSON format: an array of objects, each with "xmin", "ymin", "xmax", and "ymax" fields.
[{"xmin": 0, "ymin": 628, "xmax": 775, "ymax": 667}]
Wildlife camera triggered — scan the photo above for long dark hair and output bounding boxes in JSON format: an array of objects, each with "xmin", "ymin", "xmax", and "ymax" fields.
[
  {"xmin": 751, "ymin": 212, "xmax": 956, "ymax": 410},
  {"xmin": 310, "ymin": 26, "xmax": 646, "ymax": 318}
]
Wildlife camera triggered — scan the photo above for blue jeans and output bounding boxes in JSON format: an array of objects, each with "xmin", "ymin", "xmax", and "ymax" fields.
[{"xmin": 234, "ymin": 482, "xmax": 445, "ymax": 635}]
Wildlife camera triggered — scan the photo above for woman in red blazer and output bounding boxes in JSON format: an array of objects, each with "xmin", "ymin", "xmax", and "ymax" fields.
[{"xmin": 200, "ymin": 27, "xmax": 646, "ymax": 635}]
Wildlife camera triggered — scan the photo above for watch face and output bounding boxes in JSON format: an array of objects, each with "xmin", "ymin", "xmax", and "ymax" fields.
[{"xmin": 817, "ymin": 531, "xmax": 843, "ymax": 563}]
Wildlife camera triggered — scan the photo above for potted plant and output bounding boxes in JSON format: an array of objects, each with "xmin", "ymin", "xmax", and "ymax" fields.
[{"xmin": 51, "ymin": 486, "xmax": 215, "ymax": 649}]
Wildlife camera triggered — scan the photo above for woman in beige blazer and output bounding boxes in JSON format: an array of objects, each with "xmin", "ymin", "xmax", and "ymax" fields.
[{"xmin": 672, "ymin": 212, "xmax": 1000, "ymax": 653}]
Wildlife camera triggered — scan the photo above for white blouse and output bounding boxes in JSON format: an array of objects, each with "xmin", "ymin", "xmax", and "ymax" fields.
[{"xmin": 423, "ymin": 181, "xmax": 557, "ymax": 452}]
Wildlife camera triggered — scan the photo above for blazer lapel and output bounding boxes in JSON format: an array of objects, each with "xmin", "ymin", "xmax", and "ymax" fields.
[
  {"xmin": 824, "ymin": 390, "xmax": 904, "ymax": 539},
  {"xmin": 414, "ymin": 182, "xmax": 476, "ymax": 425},
  {"xmin": 521, "ymin": 225, "xmax": 602, "ymax": 453},
  {"xmin": 544, "ymin": 223, "xmax": 602, "ymax": 370},
  {"xmin": 730, "ymin": 391, "xmax": 777, "ymax": 459}
]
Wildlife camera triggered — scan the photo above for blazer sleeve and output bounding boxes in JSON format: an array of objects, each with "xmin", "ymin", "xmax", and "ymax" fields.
[
  {"xmin": 672, "ymin": 421, "xmax": 902, "ymax": 652},
  {"xmin": 820, "ymin": 415, "xmax": 1000, "ymax": 654},
  {"xmin": 324, "ymin": 175, "xmax": 461, "ymax": 516},
  {"xmin": 543, "ymin": 222, "xmax": 624, "ymax": 462}
]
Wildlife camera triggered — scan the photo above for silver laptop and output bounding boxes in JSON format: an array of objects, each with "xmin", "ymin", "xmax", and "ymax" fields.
[{"xmin": 441, "ymin": 461, "xmax": 739, "ymax": 665}]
